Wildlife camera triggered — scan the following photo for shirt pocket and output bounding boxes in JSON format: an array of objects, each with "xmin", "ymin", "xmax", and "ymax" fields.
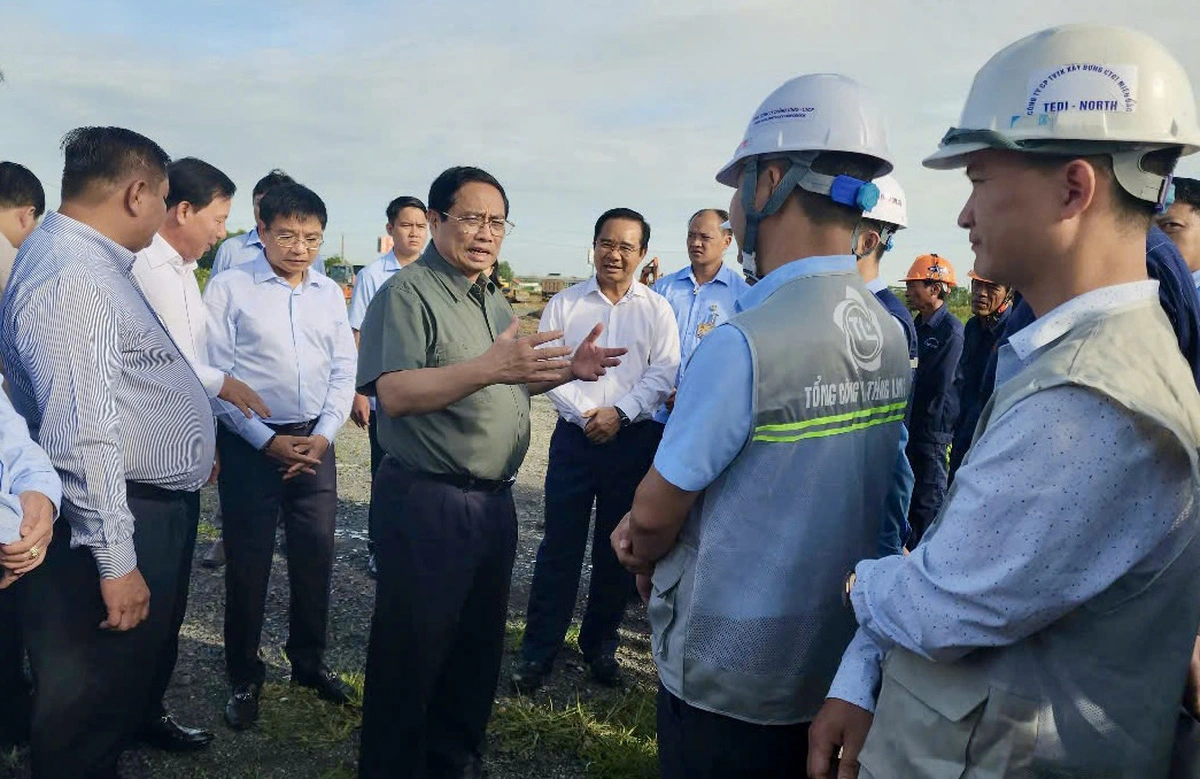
[
  {"xmin": 432, "ymin": 340, "xmax": 477, "ymax": 367},
  {"xmin": 648, "ymin": 551, "xmax": 687, "ymax": 661}
]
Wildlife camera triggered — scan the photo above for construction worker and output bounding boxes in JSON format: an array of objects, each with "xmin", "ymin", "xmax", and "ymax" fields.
[
  {"xmin": 948, "ymin": 269, "xmax": 1011, "ymax": 482},
  {"xmin": 900, "ymin": 253, "xmax": 962, "ymax": 546},
  {"xmin": 1158, "ymin": 176, "xmax": 1200, "ymax": 284},
  {"xmin": 610, "ymin": 73, "xmax": 912, "ymax": 778},
  {"xmin": 809, "ymin": 24, "xmax": 1200, "ymax": 779},
  {"xmin": 856, "ymin": 175, "xmax": 918, "ymax": 372}
]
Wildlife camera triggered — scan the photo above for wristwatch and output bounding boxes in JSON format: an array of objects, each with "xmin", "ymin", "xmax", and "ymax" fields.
[{"xmin": 615, "ymin": 408, "xmax": 631, "ymax": 428}]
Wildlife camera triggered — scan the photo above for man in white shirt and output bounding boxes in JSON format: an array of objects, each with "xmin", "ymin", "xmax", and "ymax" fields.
[
  {"xmin": 512, "ymin": 208, "xmax": 679, "ymax": 691},
  {"xmin": 129, "ymin": 156, "xmax": 269, "ymax": 753},
  {"xmin": 204, "ymin": 183, "xmax": 356, "ymax": 730}
]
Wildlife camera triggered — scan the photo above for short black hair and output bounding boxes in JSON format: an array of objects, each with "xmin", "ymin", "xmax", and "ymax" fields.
[
  {"xmin": 428, "ymin": 167, "xmax": 509, "ymax": 218},
  {"xmin": 166, "ymin": 157, "xmax": 236, "ymax": 211},
  {"xmin": 0, "ymin": 162, "xmax": 46, "ymax": 217},
  {"xmin": 59, "ymin": 127, "xmax": 170, "ymax": 202},
  {"xmin": 258, "ymin": 183, "xmax": 328, "ymax": 231},
  {"xmin": 594, "ymin": 207, "xmax": 651, "ymax": 250},
  {"xmin": 252, "ymin": 169, "xmax": 294, "ymax": 199},
  {"xmin": 792, "ymin": 152, "xmax": 888, "ymax": 230},
  {"xmin": 386, "ymin": 195, "xmax": 428, "ymax": 224},
  {"xmin": 1023, "ymin": 148, "xmax": 1180, "ymax": 229},
  {"xmin": 1175, "ymin": 177, "xmax": 1200, "ymax": 211},
  {"xmin": 689, "ymin": 208, "xmax": 731, "ymax": 234}
]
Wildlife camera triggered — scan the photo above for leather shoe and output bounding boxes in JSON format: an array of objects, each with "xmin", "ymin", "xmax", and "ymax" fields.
[
  {"xmin": 224, "ymin": 684, "xmax": 260, "ymax": 730},
  {"xmin": 291, "ymin": 667, "xmax": 353, "ymax": 705},
  {"xmin": 588, "ymin": 655, "xmax": 622, "ymax": 687},
  {"xmin": 138, "ymin": 713, "xmax": 214, "ymax": 752},
  {"xmin": 510, "ymin": 660, "xmax": 547, "ymax": 694}
]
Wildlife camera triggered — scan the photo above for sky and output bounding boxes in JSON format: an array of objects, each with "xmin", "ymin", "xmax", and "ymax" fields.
[{"xmin": 3, "ymin": 0, "xmax": 1199, "ymax": 282}]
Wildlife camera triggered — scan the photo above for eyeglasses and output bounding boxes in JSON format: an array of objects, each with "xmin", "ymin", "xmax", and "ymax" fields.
[
  {"xmin": 439, "ymin": 212, "xmax": 514, "ymax": 237},
  {"xmin": 595, "ymin": 239, "xmax": 641, "ymax": 257},
  {"xmin": 271, "ymin": 232, "xmax": 324, "ymax": 250}
]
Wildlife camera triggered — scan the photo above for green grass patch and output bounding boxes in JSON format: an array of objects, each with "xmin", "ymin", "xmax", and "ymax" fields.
[
  {"xmin": 196, "ymin": 518, "xmax": 220, "ymax": 543},
  {"xmin": 490, "ymin": 686, "xmax": 658, "ymax": 779},
  {"xmin": 259, "ymin": 671, "xmax": 364, "ymax": 750}
]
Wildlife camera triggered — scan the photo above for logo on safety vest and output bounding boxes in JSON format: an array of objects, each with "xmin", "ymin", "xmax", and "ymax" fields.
[{"xmin": 833, "ymin": 287, "xmax": 884, "ymax": 372}]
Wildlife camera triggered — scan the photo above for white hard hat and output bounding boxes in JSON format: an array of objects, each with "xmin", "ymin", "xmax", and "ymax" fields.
[
  {"xmin": 716, "ymin": 73, "xmax": 893, "ymax": 187},
  {"xmin": 862, "ymin": 174, "xmax": 907, "ymax": 229},
  {"xmin": 924, "ymin": 25, "xmax": 1200, "ymax": 204}
]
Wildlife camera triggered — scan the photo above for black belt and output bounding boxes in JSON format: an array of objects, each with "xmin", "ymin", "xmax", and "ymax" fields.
[
  {"xmin": 413, "ymin": 470, "xmax": 515, "ymax": 493},
  {"xmin": 125, "ymin": 481, "xmax": 192, "ymax": 501},
  {"xmin": 266, "ymin": 420, "xmax": 318, "ymax": 435}
]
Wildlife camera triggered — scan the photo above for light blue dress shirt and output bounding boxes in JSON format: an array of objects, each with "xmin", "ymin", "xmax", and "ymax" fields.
[
  {"xmin": 0, "ymin": 393, "xmax": 62, "ymax": 543},
  {"xmin": 1192, "ymin": 268, "xmax": 1200, "ymax": 292},
  {"xmin": 348, "ymin": 252, "xmax": 403, "ymax": 330},
  {"xmin": 211, "ymin": 228, "xmax": 325, "ymax": 277},
  {"xmin": 653, "ymin": 255, "xmax": 912, "ymax": 550},
  {"xmin": 828, "ymin": 280, "xmax": 1197, "ymax": 711},
  {"xmin": 203, "ymin": 256, "xmax": 357, "ymax": 449},
  {"xmin": 652, "ymin": 263, "xmax": 750, "ymax": 423}
]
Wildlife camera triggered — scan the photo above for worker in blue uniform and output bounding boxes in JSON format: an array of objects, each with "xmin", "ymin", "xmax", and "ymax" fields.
[
  {"xmin": 948, "ymin": 269, "xmax": 1011, "ymax": 483},
  {"xmin": 901, "ymin": 253, "xmax": 963, "ymax": 547},
  {"xmin": 857, "ymin": 175, "xmax": 917, "ymax": 374}
]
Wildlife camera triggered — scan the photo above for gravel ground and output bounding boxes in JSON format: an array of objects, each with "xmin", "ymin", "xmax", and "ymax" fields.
[{"xmin": 3, "ymin": 308, "xmax": 657, "ymax": 778}]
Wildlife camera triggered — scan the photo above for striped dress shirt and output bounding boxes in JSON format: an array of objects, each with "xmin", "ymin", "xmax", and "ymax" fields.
[{"xmin": 0, "ymin": 212, "xmax": 216, "ymax": 579}]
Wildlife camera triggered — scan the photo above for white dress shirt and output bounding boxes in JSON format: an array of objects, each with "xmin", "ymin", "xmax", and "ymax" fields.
[
  {"xmin": 203, "ymin": 255, "xmax": 357, "ymax": 449},
  {"xmin": 132, "ymin": 233, "xmax": 226, "ymax": 397},
  {"xmin": 539, "ymin": 277, "xmax": 680, "ymax": 428}
]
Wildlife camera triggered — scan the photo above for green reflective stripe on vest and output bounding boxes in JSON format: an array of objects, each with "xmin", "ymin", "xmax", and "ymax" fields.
[{"xmin": 753, "ymin": 401, "xmax": 906, "ymax": 443}]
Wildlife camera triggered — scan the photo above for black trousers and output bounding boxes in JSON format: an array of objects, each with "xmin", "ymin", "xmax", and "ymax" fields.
[
  {"xmin": 217, "ymin": 424, "xmax": 337, "ymax": 686},
  {"xmin": 367, "ymin": 412, "xmax": 385, "ymax": 544},
  {"xmin": 521, "ymin": 419, "xmax": 662, "ymax": 668},
  {"xmin": 905, "ymin": 438, "xmax": 950, "ymax": 547},
  {"xmin": 21, "ymin": 485, "xmax": 199, "ymax": 779},
  {"xmin": 0, "ymin": 581, "xmax": 30, "ymax": 745},
  {"xmin": 359, "ymin": 458, "xmax": 517, "ymax": 779},
  {"xmin": 657, "ymin": 685, "xmax": 810, "ymax": 779}
]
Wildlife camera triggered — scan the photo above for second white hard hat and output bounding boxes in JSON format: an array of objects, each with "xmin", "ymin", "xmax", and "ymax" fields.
[
  {"xmin": 716, "ymin": 73, "xmax": 893, "ymax": 187},
  {"xmin": 861, "ymin": 174, "xmax": 907, "ymax": 229}
]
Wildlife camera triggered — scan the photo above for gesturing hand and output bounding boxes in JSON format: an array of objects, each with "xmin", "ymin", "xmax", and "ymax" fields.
[
  {"xmin": 808, "ymin": 698, "xmax": 873, "ymax": 779},
  {"xmin": 571, "ymin": 323, "xmax": 626, "ymax": 382},
  {"xmin": 485, "ymin": 319, "xmax": 573, "ymax": 384},
  {"xmin": 219, "ymin": 375, "xmax": 272, "ymax": 420}
]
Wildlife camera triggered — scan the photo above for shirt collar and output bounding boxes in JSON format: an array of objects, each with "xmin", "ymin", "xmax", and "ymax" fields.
[
  {"xmin": 863, "ymin": 277, "xmax": 887, "ymax": 293},
  {"xmin": 683, "ymin": 263, "xmax": 738, "ymax": 288},
  {"xmin": 143, "ymin": 232, "xmax": 192, "ymax": 271},
  {"xmin": 584, "ymin": 275, "xmax": 647, "ymax": 303},
  {"xmin": 736, "ymin": 254, "xmax": 856, "ymax": 313},
  {"xmin": 1007, "ymin": 280, "xmax": 1160, "ymax": 361},
  {"xmin": 423, "ymin": 244, "xmax": 495, "ymax": 302},
  {"xmin": 381, "ymin": 252, "xmax": 401, "ymax": 273},
  {"xmin": 246, "ymin": 227, "xmax": 263, "ymax": 249},
  {"xmin": 41, "ymin": 211, "xmax": 137, "ymax": 273},
  {"xmin": 922, "ymin": 304, "xmax": 950, "ymax": 328},
  {"xmin": 251, "ymin": 252, "xmax": 321, "ymax": 287}
]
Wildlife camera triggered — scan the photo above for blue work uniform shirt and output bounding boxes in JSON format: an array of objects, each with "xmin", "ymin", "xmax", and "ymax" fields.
[{"xmin": 909, "ymin": 305, "xmax": 964, "ymax": 444}]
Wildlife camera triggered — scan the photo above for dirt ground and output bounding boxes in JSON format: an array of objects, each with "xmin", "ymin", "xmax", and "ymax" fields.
[{"xmin": 1, "ymin": 354, "xmax": 657, "ymax": 777}]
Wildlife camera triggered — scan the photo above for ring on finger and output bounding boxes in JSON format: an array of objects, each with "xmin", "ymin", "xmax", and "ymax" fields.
[{"xmin": 28, "ymin": 545, "xmax": 40, "ymax": 561}]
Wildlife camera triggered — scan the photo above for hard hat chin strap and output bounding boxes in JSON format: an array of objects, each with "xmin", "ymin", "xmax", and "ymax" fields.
[{"xmin": 738, "ymin": 153, "xmax": 882, "ymax": 281}]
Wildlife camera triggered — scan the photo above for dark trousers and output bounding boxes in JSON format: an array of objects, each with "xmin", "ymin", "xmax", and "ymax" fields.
[
  {"xmin": 0, "ymin": 582, "xmax": 30, "ymax": 746},
  {"xmin": 657, "ymin": 685, "xmax": 810, "ymax": 779},
  {"xmin": 520, "ymin": 419, "xmax": 661, "ymax": 668},
  {"xmin": 905, "ymin": 438, "xmax": 950, "ymax": 547},
  {"xmin": 359, "ymin": 458, "xmax": 517, "ymax": 779},
  {"xmin": 217, "ymin": 424, "xmax": 337, "ymax": 686},
  {"xmin": 367, "ymin": 412, "xmax": 384, "ymax": 544},
  {"xmin": 21, "ymin": 485, "xmax": 199, "ymax": 779}
]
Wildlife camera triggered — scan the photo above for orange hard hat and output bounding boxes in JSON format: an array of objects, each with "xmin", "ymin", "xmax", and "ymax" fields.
[
  {"xmin": 900, "ymin": 253, "xmax": 957, "ymax": 286},
  {"xmin": 967, "ymin": 268, "xmax": 1004, "ymax": 286}
]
